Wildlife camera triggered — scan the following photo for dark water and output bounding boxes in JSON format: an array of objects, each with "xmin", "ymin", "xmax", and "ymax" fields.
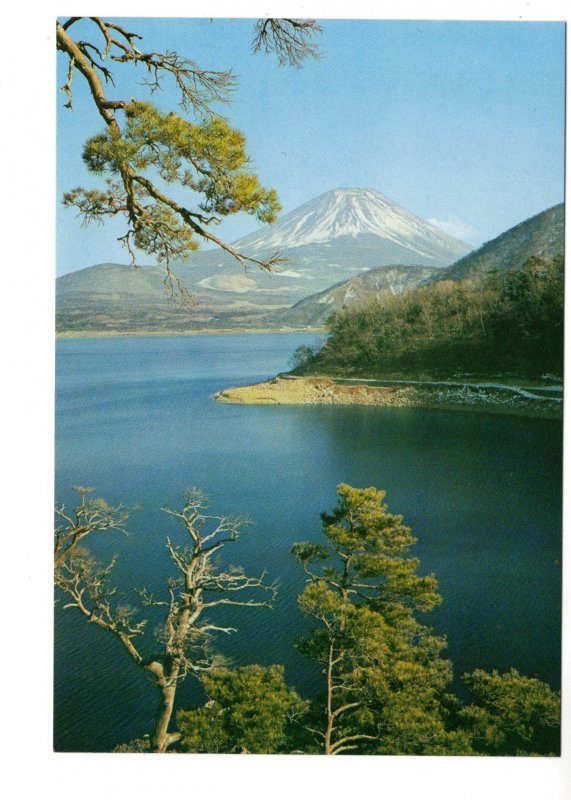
[{"xmin": 55, "ymin": 334, "xmax": 562, "ymax": 752}]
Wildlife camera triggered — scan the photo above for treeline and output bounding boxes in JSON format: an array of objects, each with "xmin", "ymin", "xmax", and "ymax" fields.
[
  {"xmin": 296, "ymin": 256, "xmax": 564, "ymax": 379},
  {"xmin": 55, "ymin": 485, "xmax": 560, "ymax": 755}
]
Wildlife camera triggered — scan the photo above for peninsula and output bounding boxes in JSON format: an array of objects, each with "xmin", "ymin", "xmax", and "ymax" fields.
[{"xmin": 214, "ymin": 375, "xmax": 562, "ymax": 419}]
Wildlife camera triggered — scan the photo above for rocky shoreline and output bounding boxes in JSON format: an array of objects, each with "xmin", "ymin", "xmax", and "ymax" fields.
[{"xmin": 214, "ymin": 376, "xmax": 563, "ymax": 419}]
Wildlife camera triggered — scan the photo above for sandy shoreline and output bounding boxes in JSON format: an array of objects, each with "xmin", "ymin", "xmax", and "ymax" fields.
[
  {"xmin": 56, "ymin": 327, "xmax": 325, "ymax": 339},
  {"xmin": 214, "ymin": 376, "xmax": 563, "ymax": 419}
]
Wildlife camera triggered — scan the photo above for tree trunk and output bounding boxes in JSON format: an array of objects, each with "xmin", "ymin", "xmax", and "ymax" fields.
[
  {"xmin": 152, "ymin": 683, "xmax": 179, "ymax": 753},
  {"xmin": 324, "ymin": 641, "xmax": 334, "ymax": 755}
]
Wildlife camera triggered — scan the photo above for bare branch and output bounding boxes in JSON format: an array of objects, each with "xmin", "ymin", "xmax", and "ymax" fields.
[
  {"xmin": 54, "ymin": 487, "xmax": 130, "ymax": 567},
  {"xmin": 331, "ymin": 701, "xmax": 362, "ymax": 719},
  {"xmin": 61, "ymin": 17, "xmax": 82, "ymax": 31},
  {"xmin": 196, "ymin": 624, "xmax": 238, "ymax": 635},
  {"xmin": 330, "ymin": 733, "xmax": 377, "ymax": 755},
  {"xmin": 57, "ymin": 17, "xmax": 295, "ymax": 300},
  {"xmin": 57, "ymin": 18, "xmax": 234, "ymax": 113},
  {"xmin": 201, "ymin": 596, "xmax": 274, "ymax": 609},
  {"xmin": 55, "ymin": 486, "xmax": 276, "ymax": 752},
  {"xmin": 138, "ymin": 587, "xmax": 169, "ymax": 607},
  {"xmin": 165, "ymin": 536, "xmax": 190, "ymax": 575},
  {"xmin": 252, "ymin": 19, "xmax": 323, "ymax": 67}
]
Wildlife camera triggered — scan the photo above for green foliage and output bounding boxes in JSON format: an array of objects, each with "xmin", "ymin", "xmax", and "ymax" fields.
[
  {"xmin": 177, "ymin": 665, "xmax": 307, "ymax": 753},
  {"xmin": 459, "ymin": 668, "xmax": 560, "ymax": 755},
  {"xmin": 317, "ymin": 484, "xmax": 442, "ymax": 614},
  {"xmin": 484, "ymin": 256, "xmax": 564, "ymax": 370},
  {"xmin": 113, "ymin": 737, "xmax": 151, "ymax": 753},
  {"xmin": 292, "ymin": 484, "xmax": 455, "ymax": 754},
  {"xmin": 289, "ymin": 343, "xmax": 320, "ymax": 371},
  {"xmin": 83, "ymin": 104, "xmax": 279, "ymax": 222},
  {"xmin": 58, "ymin": 482, "xmax": 561, "ymax": 755},
  {"xmin": 312, "ymin": 256, "xmax": 564, "ymax": 379},
  {"xmin": 58, "ymin": 17, "xmax": 322, "ymax": 277},
  {"xmin": 65, "ymin": 102, "xmax": 280, "ymax": 265}
]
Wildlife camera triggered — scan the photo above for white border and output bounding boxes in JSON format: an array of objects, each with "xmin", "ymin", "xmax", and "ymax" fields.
[{"xmin": 2, "ymin": 3, "xmax": 568, "ymax": 799}]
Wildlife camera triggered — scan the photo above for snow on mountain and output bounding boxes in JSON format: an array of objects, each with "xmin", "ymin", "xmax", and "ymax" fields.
[
  {"xmin": 267, "ymin": 264, "xmax": 440, "ymax": 328},
  {"xmin": 57, "ymin": 187, "xmax": 476, "ymax": 332},
  {"xmin": 233, "ymin": 187, "xmax": 472, "ymax": 261}
]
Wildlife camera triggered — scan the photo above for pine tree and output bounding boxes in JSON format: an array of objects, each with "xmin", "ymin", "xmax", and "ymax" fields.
[
  {"xmin": 459, "ymin": 668, "xmax": 560, "ymax": 755},
  {"xmin": 177, "ymin": 665, "xmax": 306, "ymax": 753},
  {"xmin": 292, "ymin": 484, "xmax": 466, "ymax": 754},
  {"xmin": 56, "ymin": 17, "xmax": 321, "ymax": 294}
]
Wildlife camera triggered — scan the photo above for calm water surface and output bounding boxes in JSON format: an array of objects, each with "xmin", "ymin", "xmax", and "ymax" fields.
[{"xmin": 55, "ymin": 334, "xmax": 562, "ymax": 752}]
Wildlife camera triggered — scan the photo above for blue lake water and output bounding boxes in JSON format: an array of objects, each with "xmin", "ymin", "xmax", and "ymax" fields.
[{"xmin": 55, "ymin": 333, "xmax": 562, "ymax": 752}]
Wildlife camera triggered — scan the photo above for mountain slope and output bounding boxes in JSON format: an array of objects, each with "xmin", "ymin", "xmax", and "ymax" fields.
[
  {"xmin": 235, "ymin": 187, "xmax": 471, "ymax": 260},
  {"xmin": 434, "ymin": 203, "xmax": 564, "ymax": 284},
  {"xmin": 57, "ymin": 262, "xmax": 167, "ymax": 303},
  {"xmin": 267, "ymin": 265, "xmax": 439, "ymax": 328},
  {"xmin": 182, "ymin": 187, "xmax": 471, "ymax": 305},
  {"xmin": 303, "ymin": 251, "xmax": 564, "ymax": 381},
  {"xmin": 57, "ymin": 187, "xmax": 473, "ymax": 333},
  {"xmin": 56, "ymin": 262, "xmax": 281, "ymax": 333},
  {"xmin": 299, "ymin": 204, "xmax": 565, "ymax": 381},
  {"xmin": 263, "ymin": 202, "xmax": 565, "ymax": 330}
]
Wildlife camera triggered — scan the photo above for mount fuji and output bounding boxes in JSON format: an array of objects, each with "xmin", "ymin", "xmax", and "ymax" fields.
[
  {"xmin": 235, "ymin": 187, "xmax": 471, "ymax": 256},
  {"xmin": 57, "ymin": 188, "xmax": 473, "ymax": 332},
  {"xmin": 173, "ymin": 187, "xmax": 472, "ymax": 303}
]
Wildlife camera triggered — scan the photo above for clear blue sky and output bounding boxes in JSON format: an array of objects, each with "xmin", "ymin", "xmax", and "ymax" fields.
[{"xmin": 56, "ymin": 16, "xmax": 565, "ymax": 275}]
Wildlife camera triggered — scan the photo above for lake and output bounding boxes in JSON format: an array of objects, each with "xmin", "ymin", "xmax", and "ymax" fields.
[{"xmin": 55, "ymin": 333, "xmax": 562, "ymax": 752}]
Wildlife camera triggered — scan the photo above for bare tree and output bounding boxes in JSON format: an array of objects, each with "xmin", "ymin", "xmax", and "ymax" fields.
[
  {"xmin": 56, "ymin": 17, "xmax": 321, "ymax": 296},
  {"xmin": 54, "ymin": 488, "xmax": 276, "ymax": 752},
  {"xmin": 54, "ymin": 485, "xmax": 130, "ymax": 567},
  {"xmin": 252, "ymin": 19, "xmax": 322, "ymax": 66}
]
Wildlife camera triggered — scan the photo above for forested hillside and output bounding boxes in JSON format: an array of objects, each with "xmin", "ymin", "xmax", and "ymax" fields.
[
  {"xmin": 297, "ymin": 255, "xmax": 564, "ymax": 380},
  {"xmin": 436, "ymin": 203, "xmax": 564, "ymax": 284}
]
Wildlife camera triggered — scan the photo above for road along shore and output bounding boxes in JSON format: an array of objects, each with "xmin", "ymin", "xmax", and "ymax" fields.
[{"xmin": 214, "ymin": 376, "xmax": 562, "ymax": 419}]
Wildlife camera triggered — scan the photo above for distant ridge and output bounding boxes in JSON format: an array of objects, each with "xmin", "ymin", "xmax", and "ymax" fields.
[
  {"xmin": 434, "ymin": 203, "xmax": 564, "ymax": 284},
  {"xmin": 268, "ymin": 264, "xmax": 439, "ymax": 328},
  {"xmin": 265, "ymin": 202, "xmax": 565, "ymax": 330},
  {"xmin": 57, "ymin": 187, "xmax": 473, "ymax": 333}
]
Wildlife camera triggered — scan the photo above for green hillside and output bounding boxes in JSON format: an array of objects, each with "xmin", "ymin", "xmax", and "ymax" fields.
[
  {"xmin": 435, "ymin": 204, "xmax": 564, "ymax": 284},
  {"xmin": 296, "ymin": 255, "xmax": 563, "ymax": 381},
  {"xmin": 265, "ymin": 265, "xmax": 439, "ymax": 328},
  {"xmin": 291, "ymin": 202, "xmax": 565, "ymax": 381}
]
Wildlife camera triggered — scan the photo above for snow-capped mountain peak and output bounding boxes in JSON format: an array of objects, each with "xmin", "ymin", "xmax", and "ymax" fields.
[{"xmin": 234, "ymin": 187, "xmax": 471, "ymax": 260}]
